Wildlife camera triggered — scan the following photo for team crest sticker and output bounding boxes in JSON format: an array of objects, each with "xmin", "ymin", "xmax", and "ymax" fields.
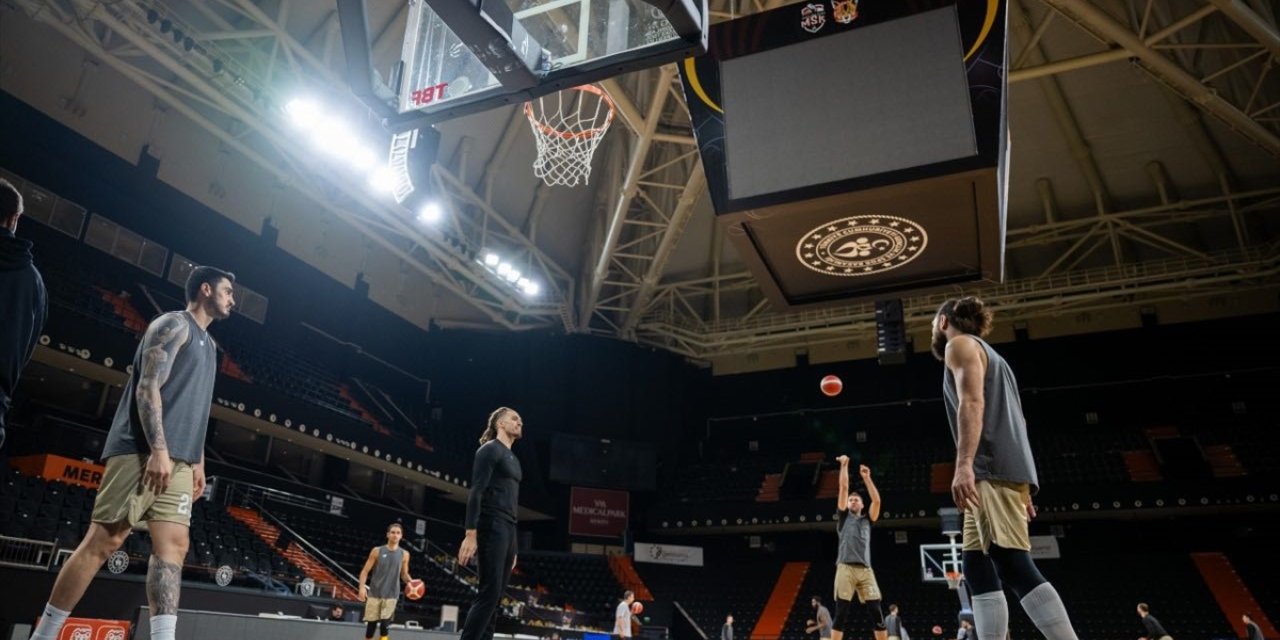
[
  {"xmin": 796, "ymin": 215, "xmax": 927, "ymax": 276},
  {"xmin": 215, "ymin": 564, "xmax": 234, "ymax": 586},
  {"xmin": 106, "ymin": 550, "xmax": 129, "ymax": 574},
  {"xmin": 800, "ymin": 3, "xmax": 826, "ymax": 33},
  {"xmin": 832, "ymin": 0, "xmax": 858, "ymax": 24}
]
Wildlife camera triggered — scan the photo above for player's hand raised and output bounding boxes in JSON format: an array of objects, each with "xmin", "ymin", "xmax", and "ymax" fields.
[
  {"xmin": 835, "ymin": 455, "xmax": 849, "ymax": 466},
  {"xmin": 859, "ymin": 465, "xmax": 871, "ymax": 478}
]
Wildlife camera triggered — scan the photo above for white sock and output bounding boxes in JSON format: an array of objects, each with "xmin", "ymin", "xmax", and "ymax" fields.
[
  {"xmin": 150, "ymin": 614, "xmax": 177, "ymax": 640},
  {"xmin": 31, "ymin": 603, "xmax": 72, "ymax": 640},
  {"xmin": 1019, "ymin": 583, "xmax": 1078, "ymax": 640},
  {"xmin": 970, "ymin": 591, "xmax": 1009, "ymax": 640}
]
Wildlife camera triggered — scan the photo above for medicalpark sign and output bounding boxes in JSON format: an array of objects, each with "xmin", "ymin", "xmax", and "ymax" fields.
[{"xmin": 568, "ymin": 487, "xmax": 629, "ymax": 538}]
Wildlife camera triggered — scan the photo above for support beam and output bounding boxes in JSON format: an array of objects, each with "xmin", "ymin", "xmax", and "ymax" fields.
[
  {"xmin": 1010, "ymin": 4, "xmax": 1217, "ymax": 82},
  {"xmin": 1207, "ymin": 0, "xmax": 1280, "ymax": 60},
  {"xmin": 1007, "ymin": 186, "xmax": 1280, "ymax": 247},
  {"xmin": 231, "ymin": 0, "xmax": 348, "ymax": 87},
  {"xmin": 619, "ymin": 161, "xmax": 706, "ymax": 335},
  {"xmin": 1042, "ymin": 0, "xmax": 1280, "ymax": 156},
  {"xmin": 1012, "ymin": 0, "xmax": 1112, "ymax": 215},
  {"xmin": 636, "ymin": 248, "xmax": 1280, "ymax": 358},
  {"xmin": 581, "ymin": 65, "xmax": 678, "ymax": 328}
]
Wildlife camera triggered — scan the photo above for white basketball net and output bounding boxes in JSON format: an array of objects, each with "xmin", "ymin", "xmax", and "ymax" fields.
[{"xmin": 524, "ymin": 84, "xmax": 616, "ymax": 187}]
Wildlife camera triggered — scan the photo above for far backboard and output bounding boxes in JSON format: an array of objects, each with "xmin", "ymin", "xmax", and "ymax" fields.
[{"xmin": 391, "ymin": 0, "xmax": 704, "ymax": 129}]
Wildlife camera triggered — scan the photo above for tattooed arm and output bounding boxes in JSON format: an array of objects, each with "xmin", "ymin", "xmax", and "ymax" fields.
[{"xmin": 136, "ymin": 313, "xmax": 190, "ymax": 494}]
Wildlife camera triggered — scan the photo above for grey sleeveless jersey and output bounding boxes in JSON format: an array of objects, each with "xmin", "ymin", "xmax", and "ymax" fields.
[
  {"xmin": 103, "ymin": 311, "xmax": 217, "ymax": 463},
  {"xmin": 942, "ymin": 335, "xmax": 1039, "ymax": 493},
  {"xmin": 836, "ymin": 511, "xmax": 872, "ymax": 566},
  {"xmin": 369, "ymin": 545, "xmax": 406, "ymax": 599}
]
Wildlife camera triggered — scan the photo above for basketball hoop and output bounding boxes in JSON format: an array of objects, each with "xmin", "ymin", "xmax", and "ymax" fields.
[
  {"xmin": 524, "ymin": 84, "xmax": 616, "ymax": 187},
  {"xmin": 944, "ymin": 571, "xmax": 963, "ymax": 590}
]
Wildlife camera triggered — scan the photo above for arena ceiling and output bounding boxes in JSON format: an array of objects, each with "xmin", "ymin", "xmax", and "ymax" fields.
[{"xmin": 2, "ymin": 0, "xmax": 1278, "ymax": 369}]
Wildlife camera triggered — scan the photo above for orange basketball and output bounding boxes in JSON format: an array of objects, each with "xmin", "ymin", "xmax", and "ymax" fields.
[
  {"xmin": 820, "ymin": 375, "xmax": 843, "ymax": 397},
  {"xmin": 404, "ymin": 578, "xmax": 426, "ymax": 600},
  {"xmin": 631, "ymin": 602, "xmax": 644, "ymax": 615}
]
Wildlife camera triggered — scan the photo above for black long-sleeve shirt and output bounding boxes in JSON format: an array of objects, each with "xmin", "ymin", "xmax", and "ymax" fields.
[
  {"xmin": 465, "ymin": 440, "xmax": 522, "ymax": 529},
  {"xmin": 1142, "ymin": 615, "xmax": 1169, "ymax": 638}
]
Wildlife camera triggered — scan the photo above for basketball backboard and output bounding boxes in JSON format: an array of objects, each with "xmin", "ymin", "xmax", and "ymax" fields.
[
  {"xmin": 920, "ymin": 542, "xmax": 963, "ymax": 585},
  {"xmin": 387, "ymin": 0, "xmax": 705, "ymax": 130}
]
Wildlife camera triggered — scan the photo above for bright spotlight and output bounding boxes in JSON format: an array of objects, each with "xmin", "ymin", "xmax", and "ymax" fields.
[
  {"xmin": 285, "ymin": 98, "xmax": 322, "ymax": 128},
  {"xmin": 483, "ymin": 253, "xmax": 500, "ymax": 267},
  {"xmin": 522, "ymin": 281, "xmax": 541, "ymax": 296},
  {"xmin": 315, "ymin": 117, "xmax": 358, "ymax": 156},
  {"xmin": 504, "ymin": 268, "xmax": 521, "ymax": 283},
  {"xmin": 497, "ymin": 262, "xmax": 513, "ymax": 276},
  {"xmin": 368, "ymin": 167, "xmax": 396, "ymax": 194},
  {"xmin": 418, "ymin": 201, "xmax": 443, "ymax": 224},
  {"xmin": 351, "ymin": 147, "xmax": 378, "ymax": 170},
  {"xmin": 517, "ymin": 277, "xmax": 530, "ymax": 289}
]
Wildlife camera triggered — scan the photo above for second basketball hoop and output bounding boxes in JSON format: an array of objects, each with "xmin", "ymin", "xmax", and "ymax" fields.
[{"xmin": 524, "ymin": 84, "xmax": 616, "ymax": 187}]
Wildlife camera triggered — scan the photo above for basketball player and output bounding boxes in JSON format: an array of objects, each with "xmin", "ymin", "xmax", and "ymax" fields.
[
  {"xmin": 615, "ymin": 590, "xmax": 636, "ymax": 638},
  {"xmin": 28, "ymin": 267, "xmax": 235, "ymax": 640},
  {"xmin": 358, "ymin": 523, "xmax": 415, "ymax": 640},
  {"xmin": 457, "ymin": 407, "xmax": 524, "ymax": 640},
  {"xmin": 1136, "ymin": 603, "xmax": 1172, "ymax": 640},
  {"xmin": 1243, "ymin": 613, "xmax": 1264, "ymax": 640},
  {"xmin": 0, "ymin": 178, "xmax": 46, "ymax": 451},
  {"xmin": 831, "ymin": 455, "xmax": 885, "ymax": 640},
  {"xmin": 933, "ymin": 296, "xmax": 1079, "ymax": 640},
  {"xmin": 807, "ymin": 596, "xmax": 833, "ymax": 639},
  {"xmin": 885, "ymin": 604, "xmax": 904, "ymax": 640}
]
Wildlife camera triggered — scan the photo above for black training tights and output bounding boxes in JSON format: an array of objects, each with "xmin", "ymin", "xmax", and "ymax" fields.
[
  {"xmin": 460, "ymin": 520, "xmax": 518, "ymax": 640},
  {"xmin": 963, "ymin": 546, "xmax": 1047, "ymax": 598},
  {"xmin": 365, "ymin": 619, "xmax": 391, "ymax": 639}
]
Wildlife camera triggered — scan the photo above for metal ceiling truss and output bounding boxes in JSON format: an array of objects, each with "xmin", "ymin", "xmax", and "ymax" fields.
[
  {"xmin": 635, "ymin": 242, "xmax": 1280, "ymax": 359},
  {"xmin": 580, "ymin": 65, "xmax": 708, "ymax": 338},
  {"xmin": 430, "ymin": 165, "xmax": 575, "ymax": 327},
  {"xmin": 13, "ymin": 0, "xmax": 1280, "ymax": 357},
  {"xmin": 632, "ymin": 186, "xmax": 1280, "ymax": 359},
  {"xmin": 13, "ymin": 0, "xmax": 571, "ymax": 329},
  {"xmin": 610, "ymin": 0, "xmax": 1280, "ymax": 359},
  {"xmin": 1035, "ymin": 0, "xmax": 1280, "ymax": 154}
]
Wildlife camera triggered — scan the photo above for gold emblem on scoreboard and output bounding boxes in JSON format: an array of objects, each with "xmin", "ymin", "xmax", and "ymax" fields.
[
  {"xmin": 796, "ymin": 215, "xmax": 927, "ymax": 276},
  {"xmin": 831, "ymin": 0, "xmax": 858, "ymax": 24}
]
